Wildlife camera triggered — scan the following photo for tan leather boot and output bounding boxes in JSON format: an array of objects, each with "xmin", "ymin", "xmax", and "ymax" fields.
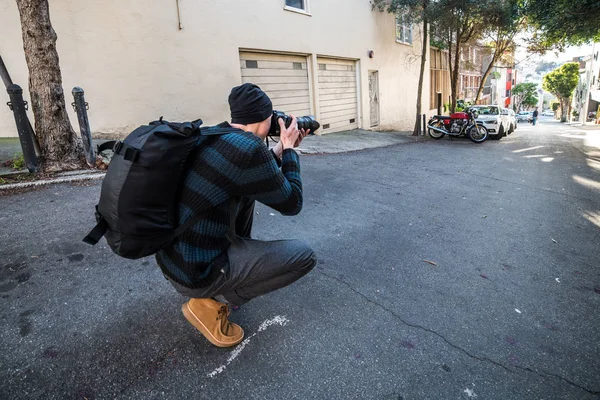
[{"xmin": 182, "ymin": 298, "xmax": 244, "ymax": 348}]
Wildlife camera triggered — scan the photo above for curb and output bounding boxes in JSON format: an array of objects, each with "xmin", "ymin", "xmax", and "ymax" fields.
[{"xmin": 0, "ymin": 171, "xmax": 105, "ymax": 191}]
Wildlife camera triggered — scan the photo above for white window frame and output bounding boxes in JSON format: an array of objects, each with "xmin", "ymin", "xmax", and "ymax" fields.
[
  {"xmin": 395, "ymin": 14, "xmax": 413, "ymax": 45},
  {"xmin": 284, "ymin": 0, "xmax": 311, "ymax": 16}
]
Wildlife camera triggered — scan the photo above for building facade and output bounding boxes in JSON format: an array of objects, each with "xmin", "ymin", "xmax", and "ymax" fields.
[
  {"xmin": 572, "ymin": 44, "xmax": 600, "ymax": 124},
  {"xmin": 0, "ymin": 0, "xmax": 430, "ymax": 138}
]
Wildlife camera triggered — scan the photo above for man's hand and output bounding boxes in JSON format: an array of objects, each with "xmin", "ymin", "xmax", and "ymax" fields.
[
  {"xmin": 279, "ymin": 116, "xmax": 300, "ymax": 150},
  {"xmin": 294, "ymin": 128, "xmax": 311, "ymax": 148}
]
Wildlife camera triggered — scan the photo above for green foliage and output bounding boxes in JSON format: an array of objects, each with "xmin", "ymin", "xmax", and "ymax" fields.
[
  {"xmin": 550, "ymin": 100, "xmax": 560, "ymax": 112},
  {"xmin": 490, "ymin": 71, "xmax": 502, "ymax": 80},
  {"xmin": 12, "ymin": 153, "xmax": 25, "ymax": 170},
  {"xmin": 542, "ymin": 63, "xmax": 580, "ymax": 100},
  {"xmin": 524, "ymin": 0, "xmax": 600, "ymax": 49},
  {"xmin": 513, "ymin": 82, "xmax": 538, "ymax": 110}
]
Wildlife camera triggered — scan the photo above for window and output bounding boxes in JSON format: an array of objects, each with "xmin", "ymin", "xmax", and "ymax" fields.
[
  {"xmin": 395, "ymin": 15, "xmax": 412, "ymax": 45},
  {"xmin": 284, "ymin": 0, "xmax": 310, "ymax": 14}
]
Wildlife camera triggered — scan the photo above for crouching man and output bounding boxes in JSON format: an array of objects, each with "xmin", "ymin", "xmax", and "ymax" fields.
[{"xmin": 157, "ymin": 83, "xmax": 316, "ymax": 347}]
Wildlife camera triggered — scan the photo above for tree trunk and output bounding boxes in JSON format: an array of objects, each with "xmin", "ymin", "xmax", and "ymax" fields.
[
  {"xmin": 560, "ymin": 98, "xmax": 568, "ymax": 122},
  {"xmin": 413, "ymin": 14, "xmax": 428, "ymax": 136},
  {"xmin": 15, "ymin": 0, "xmax": 83, "ymax": 172},
  {"xmin": 450, "ymin": 36, "xmax": 461, "ymax": 114},
  {"xmin": 475, "ymin": 51, "xmax": 501, "ymax": 103}
]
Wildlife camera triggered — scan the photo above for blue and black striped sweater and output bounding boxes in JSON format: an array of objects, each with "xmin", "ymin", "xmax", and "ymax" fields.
[{"xmin": 156, "ymin": 122, "xmax": 302, "ymax": 288}]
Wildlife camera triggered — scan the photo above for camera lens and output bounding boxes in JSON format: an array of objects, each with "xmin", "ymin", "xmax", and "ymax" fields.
[{"xmin": 269, "ymin": 110, "xmax": 320, "ymax": 136}]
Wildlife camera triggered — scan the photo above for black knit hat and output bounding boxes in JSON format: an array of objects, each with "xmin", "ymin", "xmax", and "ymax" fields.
[{"xmin": 228, "ymin": 83, "xmax": 273, "ymax": 125}]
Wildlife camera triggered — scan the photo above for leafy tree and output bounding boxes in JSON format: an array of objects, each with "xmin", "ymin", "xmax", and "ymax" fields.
[
  {"xmin": 512, "ymin": 82, "xmax": 538, "ymax": 111},
  {"xmin": 542, "ymin": 62, "xmax": 580, "ymax": 122},
  {"xmin": 474, "ymin": 0, "xmax": 524, "ymax": 103},
  {"xmin": 15, "ymin": 0, "xmax": 84, "ymax": 172},
  {"xmin": 524, "ymin": 0, "xmax": 600, "ymax": 50},
  {"xmin": 372, "ymin": 0, "xmax": 431, "ymax": 136},
  {"xmin": 430, "ymin": 0, "xmax": 488, "ymax": 113}
]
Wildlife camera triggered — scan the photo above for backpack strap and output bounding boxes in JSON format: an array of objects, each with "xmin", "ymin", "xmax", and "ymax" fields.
[{"xmin": 82, "ymin": 206, "xmax": 108, "ymax": 245}]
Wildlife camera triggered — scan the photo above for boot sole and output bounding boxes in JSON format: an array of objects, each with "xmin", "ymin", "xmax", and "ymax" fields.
[{"xmin": 182, "ymin": 302, "xmax": 244, "ymax": 348}]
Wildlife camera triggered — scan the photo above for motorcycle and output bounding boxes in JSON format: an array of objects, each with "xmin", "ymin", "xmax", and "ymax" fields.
[{"xmin": 427, "ymin": 109, "xmax": 488, "ymax": 143}]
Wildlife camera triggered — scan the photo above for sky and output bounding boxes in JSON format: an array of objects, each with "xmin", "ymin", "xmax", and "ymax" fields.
[{"xmin": 514, "ymin": 39, "xmax": 596, "ymax": 80}]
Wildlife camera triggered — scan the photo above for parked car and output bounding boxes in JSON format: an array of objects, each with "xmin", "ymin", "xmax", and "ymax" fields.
[
  {"xmin": 541, "ymin": 110, "xmax": 554, "ymax": 117},
  {"xmin": 506, "ymin": 109, "xmax": 517, "ymax": 133},
  {"xmin": 516, "ymin": 111, "xmax": 532, "ymax": 123},
  {"xmin": 468, "ymin": 105, "xmax": 511, "ymax": 140}
]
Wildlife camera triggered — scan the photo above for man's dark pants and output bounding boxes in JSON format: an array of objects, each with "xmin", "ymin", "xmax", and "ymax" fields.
[{"xmin": 168, "ymin": 198, "xmax": 317, "ymax": 305}]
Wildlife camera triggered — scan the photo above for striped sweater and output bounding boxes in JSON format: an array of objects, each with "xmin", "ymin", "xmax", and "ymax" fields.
[{"xmin": 156, "ymin": 122, "xmax": 302, "ymax": 288}]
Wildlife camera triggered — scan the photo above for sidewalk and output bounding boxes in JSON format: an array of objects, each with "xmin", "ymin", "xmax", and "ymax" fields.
[{"xmin": 1, "ymin": 129, "xmax": 422, "ymax": 177}]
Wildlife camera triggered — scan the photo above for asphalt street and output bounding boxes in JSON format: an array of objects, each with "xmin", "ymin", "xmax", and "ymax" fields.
[{"xmin": 1, "ymin": 117, "xmax": 599, "ymax": 399}]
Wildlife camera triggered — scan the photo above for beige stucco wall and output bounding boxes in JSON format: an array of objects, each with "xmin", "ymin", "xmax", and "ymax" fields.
[{"xmin": 0, "ymin": 0, "xmax": 429, "ymax": 138}]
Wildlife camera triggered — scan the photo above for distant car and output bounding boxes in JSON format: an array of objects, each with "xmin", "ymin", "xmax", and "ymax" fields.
[
  {"xmin": 516, "ymin": 111, "xmax": 531, "ymax": 123},
  {"xmin": 468, "ymin": 105, "xmax": 511, "ymax": 140},
  {"xmin": 541, "ymin": 110, "xmax": 554, "ymax": 117}
]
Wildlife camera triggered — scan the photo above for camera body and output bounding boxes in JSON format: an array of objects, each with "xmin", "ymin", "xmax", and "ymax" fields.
[{"xmin": 268, "ymin": 110, "xmax": 320, "ymax": 136}]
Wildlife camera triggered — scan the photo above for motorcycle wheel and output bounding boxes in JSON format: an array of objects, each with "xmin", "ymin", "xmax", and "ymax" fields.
[
  {"xmin": 428, "ymin": 121, "xmax": 446, "ymax": 139},
  {"xmin": 468, "ymin": 125, "xmax": 488, "ymax": 143}
]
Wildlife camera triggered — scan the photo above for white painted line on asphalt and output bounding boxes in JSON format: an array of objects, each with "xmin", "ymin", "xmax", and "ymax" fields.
[
  {"xmin": 207, "ymin": 315, "xmax": 290, "ymax": 378},
  {"xmin": 513, "ymin": 145, "xmax": 545, "ymax": 153}
]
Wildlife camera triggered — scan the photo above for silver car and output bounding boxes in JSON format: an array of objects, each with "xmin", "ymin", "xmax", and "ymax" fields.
[{"xmin": 469, "ymin": 105, "xmax": 511, "ymax": 140}]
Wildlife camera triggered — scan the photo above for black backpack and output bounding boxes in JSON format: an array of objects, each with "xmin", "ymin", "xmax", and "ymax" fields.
[{"xmin": 83, "ymin": 118, "xmax": 239, "ymax": 259}]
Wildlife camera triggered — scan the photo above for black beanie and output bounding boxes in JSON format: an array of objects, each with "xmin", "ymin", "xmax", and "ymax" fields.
[{"xmin": 228, "ymin": 83, "xmax": 273, "ymax": 125}]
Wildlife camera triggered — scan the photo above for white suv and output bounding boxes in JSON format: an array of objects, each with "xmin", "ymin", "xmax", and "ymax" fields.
[{"xmin": 468, "ymin": 105, "xmax": 511, "ymax": 140}]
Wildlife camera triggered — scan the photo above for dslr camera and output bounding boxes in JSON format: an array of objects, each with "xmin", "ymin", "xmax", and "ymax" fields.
[{"xmin": 269, "ymin": 110, "xmax": 320, "ymax": 136}]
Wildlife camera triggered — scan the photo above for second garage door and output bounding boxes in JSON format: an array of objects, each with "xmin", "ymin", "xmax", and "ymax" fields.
[
  {"xmin": 317, "ymin": 58, "xmax": 359, "ymax": 133},
  {"xmin": 239, "ymin": 52, "xmax": 311, "ymax": 117}
]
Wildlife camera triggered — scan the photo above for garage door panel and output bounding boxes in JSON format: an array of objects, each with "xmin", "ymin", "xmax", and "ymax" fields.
[
  {"xmin": 242, "ymin": 76, "xmax": 308, "ymax": 85},
  {"xmin": 319, "ymin": 93, "xmax": 357, "ymax": 102},
  {"xmin": 320, "ymin": 98, "xmax": 356, "ymax": 107},
  {"xmin": 242, "ymin": 69, "xmax": 308, "ymax": 77},
  {"xmin": 239, "ymin": 52, "xmax": 311, "ymax": 119},
  {"xmin": 257, "ymin": 82, "xmax": 309, "ymax": 92},
  {"xmin": 318, "ymin": 64, "xmax": 355, "ymax": 72},
  {"xmin": 321, "ymin": 103, "xmax": 358, "ymax": 113},
  {"xmin": 267, "ymin": 90, "xmax": 310, "ymax": 100},
  {"xmin": 319, "ymin": 87, "xmax": 357, "ymax": 96},
  {"xmin": 321, "ymin": 111, "xmax": 357, "ymax": 122},
  {"xmin": 240, "ymin": 52, "xmax": 309, "ymax": 63},
  {"xmin": 317, "ymin": 57, "xmax": 358, "ymax": 133},
  {"xmin": 316, "ymin": 70, "xmax": 357, "ymax": 78},
  {"xmin": 241, "ymin": 60, "xmax": 308, "ymax": 70},
  {"xmin": 318, "ymin": 76, "xmax": 356, "ymax": 84},
  {"xmin": 319, "ymin": 82, "xmax": 357, "ymax": 90},
  {"xmin": 322, "ymin": 120, "xmax": 358, "ymax": 131},
  {"xmin": 271, "ymin": 95, "xmax": 310, "ymax": 106}
]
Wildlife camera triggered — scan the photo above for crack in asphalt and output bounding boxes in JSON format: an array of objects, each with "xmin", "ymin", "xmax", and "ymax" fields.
[{"xmin": 318, "ymin": 269, "xmax": 600, "ymax": 396}]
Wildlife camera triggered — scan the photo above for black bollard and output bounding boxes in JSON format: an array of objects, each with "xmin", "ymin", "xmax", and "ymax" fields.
[
  {"xmin": 6, "ymin": 84, "xmax": 38, "ymax": 173},
  {"xmin": 71, "ymin": 87, "xmax": 95, "ymax": 167}
]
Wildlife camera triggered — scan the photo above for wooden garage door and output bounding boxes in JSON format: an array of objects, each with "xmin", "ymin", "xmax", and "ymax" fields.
[
  {"xmin": 240, "ymin": 52, "xmax": 311, "ymax": 117},
  {"xmin": 317, "ymin": 58, "xmax": 358, "ymax": 133}
]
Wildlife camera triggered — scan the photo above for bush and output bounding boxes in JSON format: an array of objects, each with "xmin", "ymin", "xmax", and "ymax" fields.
[{"xmin": 12, "ymin": 153, "xmax": 25, "ymax": 170}]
